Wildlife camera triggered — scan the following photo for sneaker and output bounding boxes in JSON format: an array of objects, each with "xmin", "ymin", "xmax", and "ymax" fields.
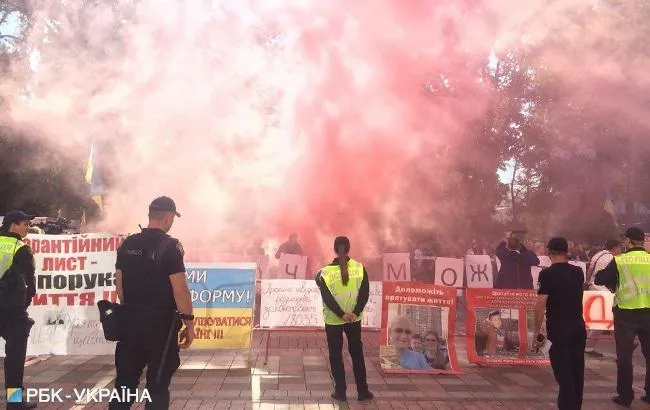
[
  {"xmin": 331, "ymin": 392, "xmax": 347, "ymax": 402},
  {"xmin": 358, "ymin": 391, "xmax": 374, "ymax": 401},
  {"xmin": 585, "ymin": 349, "xmax": 604, "ymax": 357},
  {"xmin": 611, "ymin": 396, "xmax": 632, "ymax": 407}
]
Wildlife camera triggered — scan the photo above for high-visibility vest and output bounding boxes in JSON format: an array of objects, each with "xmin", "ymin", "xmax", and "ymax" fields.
[
  {"xmin": 0, "ymin": 235, "xmax": 24, "ymax": 280},
  {"xmin": 614, "ymin": 250, "xmax": 650, "ymax": 309},
  {"xmin": 320, "ymin": 258, "xmax": 364, "ymax": 325}
]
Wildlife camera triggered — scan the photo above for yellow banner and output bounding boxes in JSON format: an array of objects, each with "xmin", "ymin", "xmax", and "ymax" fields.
[{"xmin": 191, "ymin": 307, "xmax": 253, "ymax": 349}]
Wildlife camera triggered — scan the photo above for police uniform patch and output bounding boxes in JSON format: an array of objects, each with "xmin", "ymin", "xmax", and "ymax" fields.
[{"xmin": 176, "ymin": 241, "xmax": 184, "ymax": 256}]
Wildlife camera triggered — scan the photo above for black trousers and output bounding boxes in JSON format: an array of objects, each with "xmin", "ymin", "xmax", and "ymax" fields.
[
  {"xmin": 613, "ymin": 307, "xmax": 650, "ymax": 402},
  {"xmin": 548, "ymin": 326, "xmax": 586, "ymax": 410},
  {"xmin": 109, "ymin": 316, "xmax": 181, "ymax": 410},
  {"xmin": 0, "ymin": 309, "xmax": 34, "ymax": 391},
  {"xmin": 325, "ymin": 321, "xmax": 369, "ymax": 396}
]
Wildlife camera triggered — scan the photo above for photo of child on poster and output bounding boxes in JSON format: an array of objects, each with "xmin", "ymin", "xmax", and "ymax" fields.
[
  {"xmin": 466, "ymin": 288, "xmax": 550, "ymax": 366},
  {"xmin": 474, "ymin": 308, "xmax": 519, "ymax": 357},
  {"xmin": 379, "ymin": 282, "xmax": 460, "ymax": 374}
]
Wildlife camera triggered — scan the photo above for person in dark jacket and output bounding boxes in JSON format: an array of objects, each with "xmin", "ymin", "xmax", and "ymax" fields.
[
  {"xmin": 0, "ymin": 210, "xmax": 37, "ymax": 409},
  {"xmin": 494, "ymin": 231, "xmax": 540, "ymax": 289}
]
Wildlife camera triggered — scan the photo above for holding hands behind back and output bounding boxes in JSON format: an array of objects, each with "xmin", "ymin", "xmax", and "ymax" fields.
[{"xmin": 343, "ymin": 313, "xmax": 357, "ymax": 323}]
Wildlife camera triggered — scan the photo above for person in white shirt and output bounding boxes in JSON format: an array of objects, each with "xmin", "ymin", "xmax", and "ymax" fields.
[{"xmin": 584, "ymin": 240, "xmax": 622, "ymax": 357}]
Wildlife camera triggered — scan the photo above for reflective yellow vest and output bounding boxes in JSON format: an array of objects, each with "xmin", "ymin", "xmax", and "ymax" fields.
[
  {"xmin": 614, "ymin": 250, "xmax": 650, "ymax": 309},
  {"xmin": 0, "ymin": 235, "xmax": 24, "ymax": 280},
  {"xmin": 320, "ymin": 258, "xmax": 364, "ymax": 325}
]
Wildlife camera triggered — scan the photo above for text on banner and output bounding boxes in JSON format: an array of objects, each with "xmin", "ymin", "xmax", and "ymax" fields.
[
  {"xmin": 383, "ymin": 253, "xmax": 411, "ymax": 281},
  {"xmin": 434, "ymin": 258, "xmax": 464, "ymax": 288},
  {"xmin": 464, "ymin": 255, "xmax": 493, "ymax": 288}
]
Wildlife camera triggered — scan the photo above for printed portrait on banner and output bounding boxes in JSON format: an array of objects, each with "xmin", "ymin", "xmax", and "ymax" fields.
[
  {"xmin": 466, "ymin": 288, "xmax": 550, "ymax": 366},
  {"xmin": 380, "ymin": 282, "xmax": 461, "ymax": 374}
]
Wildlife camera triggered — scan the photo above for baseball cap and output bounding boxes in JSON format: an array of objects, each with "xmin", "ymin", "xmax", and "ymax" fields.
[
  {"xmin": 546, "ymin": 237, "xmax": 568, "ymax": 253},
  {"xmin": 624, "ymin": 227, "xmax": 644, "ymax": 242},
  {"xmin": 1, "ymin": 210, "xmax": 35, "ymax": 227},
  {"xmin": 605, "ymin": 239, "xmax": 621, "ymax": 250},
  {"xmin": 149, "ymin": 196, "xmax": 181, "ymax": 217}
]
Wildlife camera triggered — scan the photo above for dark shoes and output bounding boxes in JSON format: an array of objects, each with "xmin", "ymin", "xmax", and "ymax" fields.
[
  {"xmin": 331, "ymin": 392, "xmax": 347, "ymax": 402},
  {"xmin": 331, "ymin": 391, "xmax": 374, "ymax": 402},
  {"xmin": 611, "ymin": 396, "xmax": 632, "ymax": 407},
  {"xmin": 358, "ymin": 391, "xmax": 374, "ymax": 401},
  {"xmin": 584, "ymin": 349, "xmax": 604, "ymax": 358}
]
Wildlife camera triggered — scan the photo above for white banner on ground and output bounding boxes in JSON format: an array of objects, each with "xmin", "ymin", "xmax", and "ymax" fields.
[
  {"xmin": 531, "ymin": 256, "xmax": 552, "ymax": 290},
  {"xmin": 583, "ymin": 290, "xmax": 614, "ymax": 330},
  {"xmin": 259, "ymin": 279, "xmax": 382, "ymax": 328},
  {"xmin": 277, "ymin": 253, "xmax": 308, "ymax": 279},
  {"xmin": 382, "ymin": 253, "xmax": 411, "ymax": 281},
  {"xmin": 434, "ymin": 258, "xmax": 464, "ymax": 288},
  {"xmin": 0, "ymin": 234, "xmax": 125, "ymax": 357},
  {"xmin": 538, "ymin": 256, "xmax": 552, "ymax": 267},
  {"xmin": 464, "ymin": 255, "xmax": 493, "ymax": 288}
]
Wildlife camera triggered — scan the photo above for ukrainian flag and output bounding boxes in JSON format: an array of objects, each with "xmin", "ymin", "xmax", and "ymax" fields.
[
  {"xmin": 604, "ymin": 190, "xmax": 617, "ymax": 227},
  {"xmin": 85, "ymin": 141, "xmax": 104, "ymax": 211}
]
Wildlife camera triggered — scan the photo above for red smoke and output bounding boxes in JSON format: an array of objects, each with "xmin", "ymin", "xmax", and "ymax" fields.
[
  {"xmin": 3, "ymin": 0, "xmax": 647, "ymax": 260},
  {"xmin": 267, "ymin": 0, "xmax": 496, "ymax": 258}
]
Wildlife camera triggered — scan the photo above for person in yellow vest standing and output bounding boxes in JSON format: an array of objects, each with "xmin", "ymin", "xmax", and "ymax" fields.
[
  {"xmin": 315, "ymin": 236, "xmax": 373, "ymax": 403},
  {"xmin": 595, "ymin": 227, "xmax": 650, "ymax": 407},
  {"xmin": 0, "ymin": 211, "xmax": 38, "ymax": 409}
]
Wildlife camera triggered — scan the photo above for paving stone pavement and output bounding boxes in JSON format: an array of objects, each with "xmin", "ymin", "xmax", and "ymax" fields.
[{"xmin": 1, "ymin": 327, "xmax": 648, "ymax": 409}]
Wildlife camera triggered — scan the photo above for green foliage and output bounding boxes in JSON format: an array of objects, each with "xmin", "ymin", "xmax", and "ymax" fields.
[{"xmin": 0, "ymin": 125, "xmax": 99, "ymax": 218}]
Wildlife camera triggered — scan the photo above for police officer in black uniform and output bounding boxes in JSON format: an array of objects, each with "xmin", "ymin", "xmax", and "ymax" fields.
[
  {"xmin": 0, "ymin": 211, "xmax": 38, "ymax": 410},
  {"xmin": 110, "ymin": 197, "xmax": 194, "ymax": 409}
]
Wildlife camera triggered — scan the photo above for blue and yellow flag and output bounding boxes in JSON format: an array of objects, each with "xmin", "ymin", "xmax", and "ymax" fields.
[
  {"xmin": 85, "ymin": 141, "xmax": 103, "ymax": 211},
  {"xmin": 604, "ymin": 190, "xmax": 617, "ymax": 227}
]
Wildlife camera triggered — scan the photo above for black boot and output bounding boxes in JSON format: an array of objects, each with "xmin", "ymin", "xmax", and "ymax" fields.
[
  {"xmin": 330, "ymin": 392, "xmax": 347, "ymax": 401},
  {"xmin": 611, "ymin": 396, "xmax": 632, "ymax": 407},
  {"xmin": 358, "ymin": 391, "xmax": 374, "ymax": 401}
]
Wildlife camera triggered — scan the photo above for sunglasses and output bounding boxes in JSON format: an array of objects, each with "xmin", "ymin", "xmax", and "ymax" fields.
[{"xmin": 393, "ymin": 328, "xmax": 412, "ymax": 335}]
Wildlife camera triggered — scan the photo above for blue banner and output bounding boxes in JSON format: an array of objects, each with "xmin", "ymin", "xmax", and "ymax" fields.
[{"xmin": 184, "ymin": 263, "xmax": 256, "ymax": 348}]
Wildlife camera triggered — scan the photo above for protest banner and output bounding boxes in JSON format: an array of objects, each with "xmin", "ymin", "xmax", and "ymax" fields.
[
  {"xmin": 259, "ymin": 279, "xmax": 382, "ymax": 328},
  {"xmin": 583, "ymin": 290, "xmax": 614, "ymax": 330},
  {"xmin": 464, "ymin": 255, "xmax": 493, "ymax": 288},
  {"xmin": 277, "ymin": 253, "xmax": 308, "ymax": 279},
  {"xmin": 380, "ymin": 282, "xmax": 461, "ymax": 374},
  {"xmin": 185, "ymin": 263, "xmax": 256, "ymax": 349},
  {"xmin": 0, "ymin": 235, "xmax": 256, "ymax": 356},
  {"xmin": 0, "ymin": 234, "xmax": 125, "ymax": 356},
  {"xmin": 466, "ymin": 288, "xmax": 550, "ymax": 366},
  {"xmin": 434, "ymin": 258, "xmax": 464, "ymax": 288},
  {"xmin": 383, "ymin": 253, "xmax": 411, "ymax": 281}
]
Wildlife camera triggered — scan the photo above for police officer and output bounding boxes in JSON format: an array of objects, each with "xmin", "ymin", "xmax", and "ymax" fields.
[
  {"xmin": 0, "ymin": 211, "xmax": 37, "ymax": 410},
  {"xmin": 315, "ymin": 236, "xmax": 373, "ymax": 403},
  {"xmin": 110, "ymin": 197, "xmax": 194, "ymax": 409},
  {"xmin": 595, "ymin": 227, "xmax": 650, "ymax": 407},
  {"xmin": 534, "ymin": 237, "xmax": 586, "ymax": 410}
]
